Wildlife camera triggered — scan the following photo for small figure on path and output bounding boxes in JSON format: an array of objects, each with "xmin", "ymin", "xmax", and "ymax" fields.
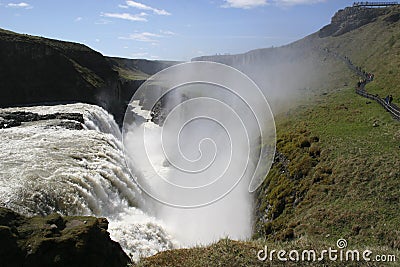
[{"xmin": 385, "ymin": 95, "xmax": 390, "ymax": 104}]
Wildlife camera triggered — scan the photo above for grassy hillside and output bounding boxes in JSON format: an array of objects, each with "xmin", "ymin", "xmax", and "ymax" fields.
[
  {"xmin": 315, "ymin": 6, "xmax": 400, "ymax": 104},
  {"xmin": 107, "ymin": 57, "xmax": 179, "ymax": 81},
  {"xmin": 135, "ymin": 5, "xmax": 400, "ymax": 266}
]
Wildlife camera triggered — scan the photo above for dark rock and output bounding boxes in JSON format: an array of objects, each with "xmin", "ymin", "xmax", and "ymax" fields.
[
  {"xmin": 0, "ymin": 118, "xmax": 21, "ymax": 129},
  {"xmin": 384, "ymin": 12, "xmax": 400, "ymax": 23},
  {"xmin": 3, "ymin": 111, "xmax": 39, "ymax": 122},
  {"xmin": 319, "ymin": 7, "xmax": 390, "ymax": 38},
  {"xmin": 0, "ymin": 111, "xmax": 85, "ymax": 130},
  {"xmin": 273, "ymin": 150, "xmax": 290, "ymax": 177},
  {"xmin": 300, "ymin": 138, "xmax": 311, "ymax": 148},
  {"xmin": 272, "ymin": 198, "xmax": 286, "ymax": 219},
  {"xmin": 150, "ymin": 101, "xmax": 165, "ymax": 125},
  {"xmin": 0, "ymin": 226, "xmax": 23, "ymax": 266},
  {"xmin": 54, "ymin": 113, "xmax": 84, "ymax": 123},
  {"xmin": 56, "ymin": 121, "xmax": 84, "ymax": 130},
  {"xmin": 0, "ymin": 207, "xmax": 131, "ymax": 267}
]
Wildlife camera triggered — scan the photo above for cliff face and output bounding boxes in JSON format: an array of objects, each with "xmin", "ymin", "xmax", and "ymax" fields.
[
  {"xmin": 0, "ymin": 29, "xmax": 177, "ymax": 126},
  {"xmin": 0, "ymin": 29, "xmax": 119, "ymax": 108},
  {"xmin": 318, "ymin": 6, "xmax": 391, "ymax": 37},
  {"xmin": 192, "ymin": 6, "xmax": 400, "ymax": 113},
  {"xmin": 106, "ymin": 57, "xmax": 179, "ymax": 124},
  {"xmin": 194, "ymin": 7, "xmax": 398, "ymax": 66}
]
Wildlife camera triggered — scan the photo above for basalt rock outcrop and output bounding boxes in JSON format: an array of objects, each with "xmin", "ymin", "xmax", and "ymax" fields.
[{"xmin": 0, "ymin": 207, "xmax": 130, "ymax": 267}]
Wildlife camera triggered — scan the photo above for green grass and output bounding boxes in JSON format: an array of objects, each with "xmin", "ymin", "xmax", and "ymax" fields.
[
  {"xmin": 113, "ymin": 66, "xmax": 149, "ymax": 81},
  {"xmin": 314, "ymin": 6, "xmax": 400, "ymax": 104},
  {"xmin": 134, "ymin": 238, "xmax": 399, "ymax": 267},
  {"xmin": 133, "ymin": 84, "xmax": 400, "ymax": 266},
  {"xmin": 0, "ymin": 27, "xmax": 92, "ymax": 52},
  {"xmin": 255, "ymin": 83, "xmax": 400, "ymax": 243}
]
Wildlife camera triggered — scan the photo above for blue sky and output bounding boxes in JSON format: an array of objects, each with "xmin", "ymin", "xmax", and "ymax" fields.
[{"xmin": 1, "ymin": 0, "xmax": 353, "ymax": 61}]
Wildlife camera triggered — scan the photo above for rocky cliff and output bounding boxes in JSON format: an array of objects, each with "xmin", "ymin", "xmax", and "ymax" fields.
[
  {"xmin": 193, "ymin": 6, "xmax": 400, "ymax": 65},
  {"xmin": 0, "ymin": 29, "xmax": 119, "ymax": 109},
  {"xmin": 318, "ymin": 6, "xmax": 394, "ymax": 37},
  {"xmin": 106, "ymin": 57, "xmax": 179, "ymax": 124},
  {"xmin": 0, "ymin": 207, "xmax": 130, "ymax": 267},
  {"xmin": 192, "ymin": 6, "xmax": 400, "ymax": 114},
  {"xmin": 0, "ymin": 28, "xmax": 177, "ymax": 126}
]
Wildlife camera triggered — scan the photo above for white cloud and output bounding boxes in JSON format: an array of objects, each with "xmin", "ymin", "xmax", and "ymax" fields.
[
  {"xmin": 274, "ymin": 0, "xmax": 325, "ymax": 5},
  {"xmin": 102, "ymin": 12, "xmax": 147, "ymax": 22},
  {"xmin": 95, "ymin": 19, "xmax": 113, "ymax": 25},
  {"xmin": 7, "ymin": 2, "xmax": 32, "ymax": 9},
  {"xmin": 125, "ymin": 0, "xmax": 170, "ymax": 15},
  {"xmin": 160, "ymin": 30, "xmax": 176, "ymax": 36},
  {"xmin": 74, "ymin": 17, "xmax": 83, "ymax": 22},
  {"xmin": 222, "ymin": 0, "xmax": 267, "ymax": 9},
  {"xmin": 222, "ymin": 0, "xmax": 325, "ymax": 8},
  {"xmin": 118, "ymin": 4, "xmax": 129, "ymax": 9},
  {"xmin": 119, "ymin": 32, "xmax": 162, "ymax": 42},
  {"xmin": 119, "ymin": 30, "xmax": 177, "ymax": 43},
  {"xmin": 131, "ymin": 52, "xmax": 149, "ymax": 57}
]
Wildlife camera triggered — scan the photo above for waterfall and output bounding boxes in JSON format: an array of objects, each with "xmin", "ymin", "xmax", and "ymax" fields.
[
  {"xmin": 0, "ymin": 103, "xmax": 174, "ymax": 261},
  {"xmin": 122, "ymin": 62, "xmax": 275, "ymax": 246}
]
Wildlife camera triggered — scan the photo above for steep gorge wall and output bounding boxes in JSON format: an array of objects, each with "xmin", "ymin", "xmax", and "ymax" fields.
[
  {"xmin": 0, "ymin": 30, "xmax": 119, "ymax": 106},
  {"xmin": 0, "ymin": 29, "xmax": 172, "ymax": 126}
]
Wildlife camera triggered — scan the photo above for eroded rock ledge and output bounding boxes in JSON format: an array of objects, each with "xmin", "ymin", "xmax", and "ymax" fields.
[
  {"xmin": 0, "ymin": 111, "xmax": 84, "ymax": 130},
  {"xmin": 0, "ymin": 207, "xmax": 130, "ymax": 267}
]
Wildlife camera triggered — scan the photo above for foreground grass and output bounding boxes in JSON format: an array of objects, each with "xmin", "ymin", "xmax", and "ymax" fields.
[{"xmin": 134, "ymin": 238, "xmax": 398, "ymax": 267}]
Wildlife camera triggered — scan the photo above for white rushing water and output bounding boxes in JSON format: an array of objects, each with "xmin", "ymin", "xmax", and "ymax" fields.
[
  {"xmin": 124, "ymin": 100, "xmax": 254, "ymax": 245},
  {"xmin": 122, "ymin": 62, "xmax": 275, "ymax": 247},
  {"xmin": 0, "ymin": 103, "xmax": 174, "ymax": 261}
]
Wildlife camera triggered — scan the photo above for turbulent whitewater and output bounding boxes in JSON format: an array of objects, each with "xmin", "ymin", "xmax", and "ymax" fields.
[
  {"xmin": 0, "ymin": 103, "xmax": 173, "ymax": 261},
  {"xmin": 121, "ymin": 62, "xmax": 276, "ymax": 246}
]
